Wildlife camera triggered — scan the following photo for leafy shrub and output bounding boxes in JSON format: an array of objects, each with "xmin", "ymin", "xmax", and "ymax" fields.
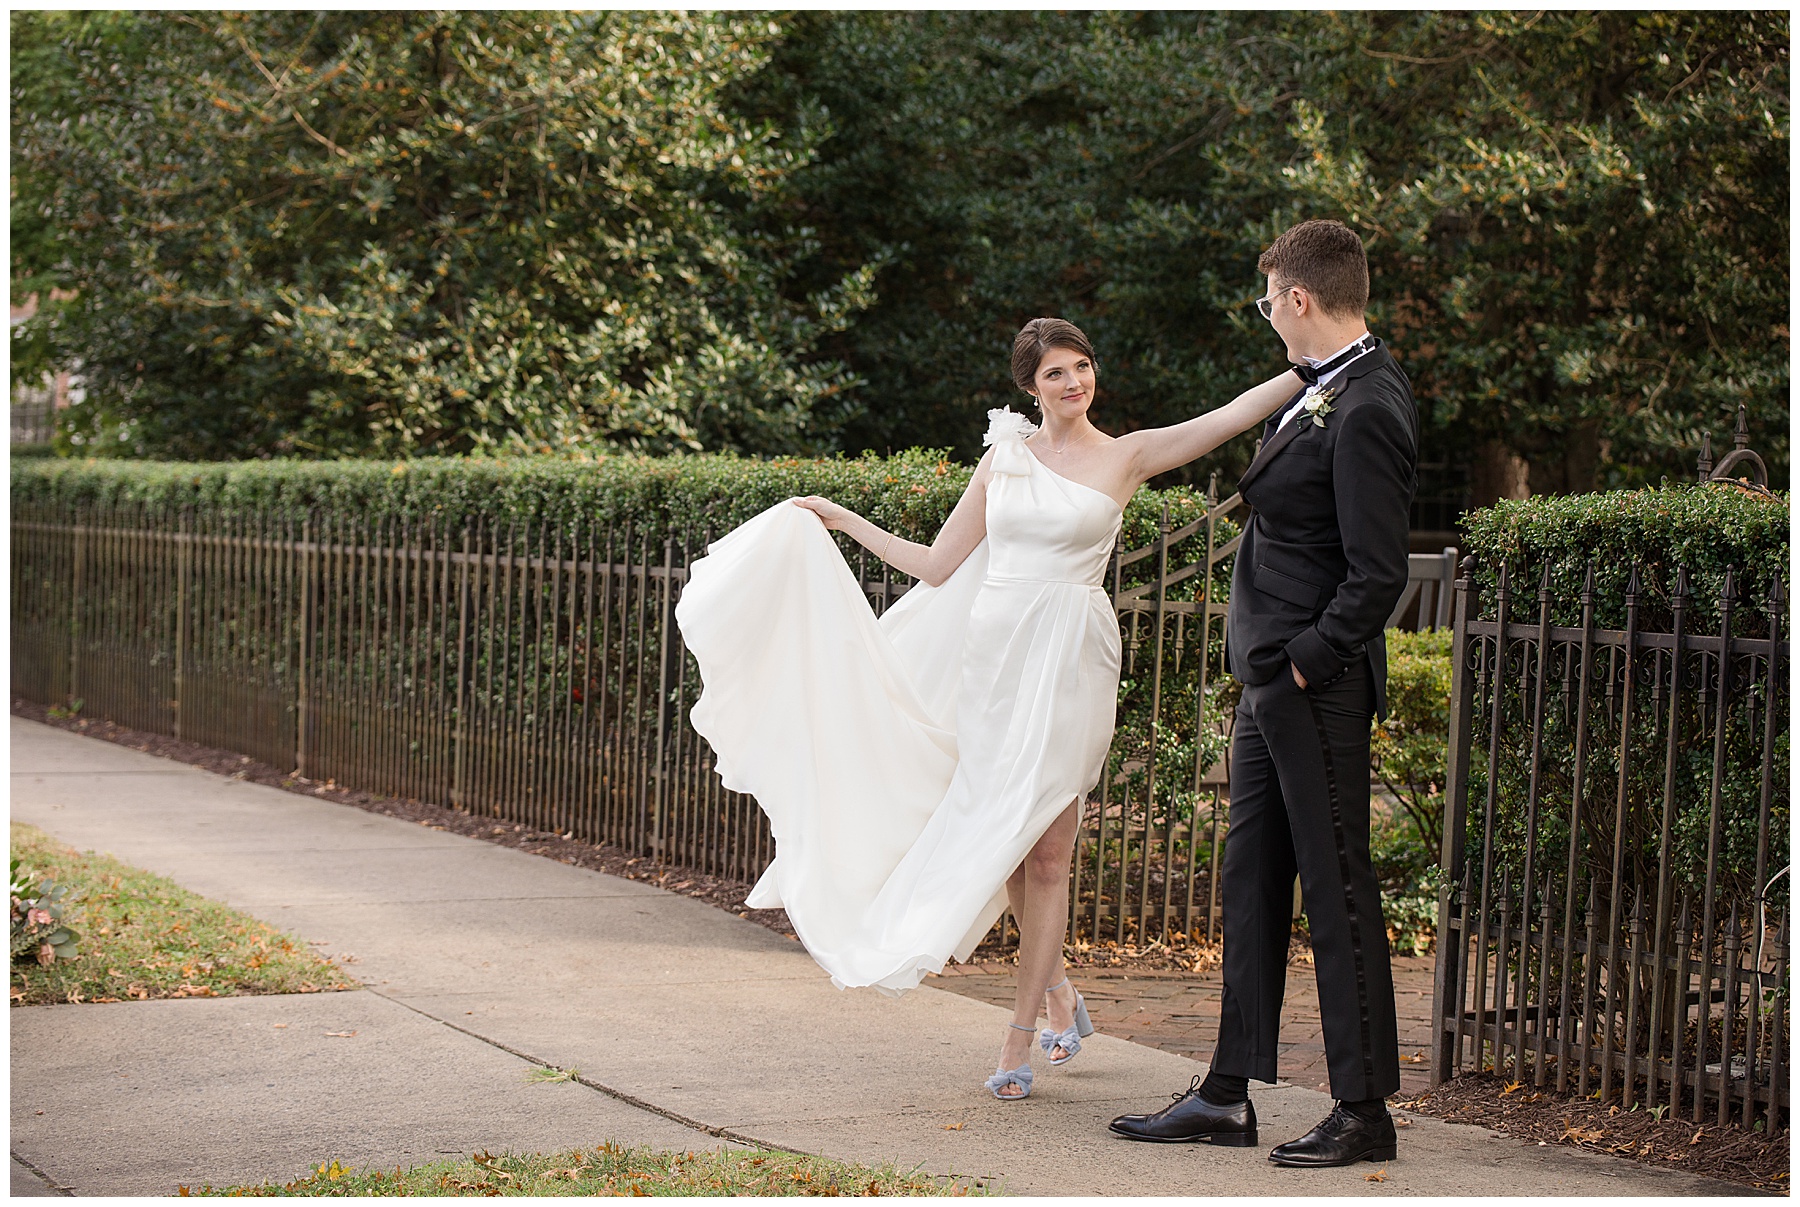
[
  {"xmin": 1372, "ymin": 629, "xmax": 1453, "ymax": 856},
  {"xmin": 1460, "ymin": 482, "xmax": 1788, "ymax": 633},
  {"xmin": 11, "ymin": 444, "xmax": 1217, "ymax": 554},
  {"xmin": 1368, "ymin": 629, "xmax": 1453, "ymax": 954},
  {"xmin": 1371, "ymin": 820, "xmax": 1440, "ymax": 957},
  {"xmin": 1459, "ymin": 484, "xmax": 1789, "ymax": 913},
  {"xmin": 10, "ymin": 858, "xmax": 80, "ymax": 965}
]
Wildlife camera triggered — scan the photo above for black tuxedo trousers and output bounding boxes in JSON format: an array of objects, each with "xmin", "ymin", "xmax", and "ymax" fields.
[{"xmin": 1211, "ymin": 657, "xmax": 1400, "ymax": 1102}]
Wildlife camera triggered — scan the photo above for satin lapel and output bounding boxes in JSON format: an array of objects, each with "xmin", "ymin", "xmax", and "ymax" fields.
[
  {"xmin": 1237, "ymin": 398, "xmax": 1309, "ymax": 493},
  {"xmin": 1237, "ymin": 344, "xmax": 1393, "ymax": 492}
]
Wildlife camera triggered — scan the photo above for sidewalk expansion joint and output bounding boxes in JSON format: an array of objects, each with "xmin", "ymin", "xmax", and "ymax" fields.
[
  {"xmin": 365, "ymin": 988, "xmax": 808, "ymax": 1158},
  {"xmin": 12, "ymin": 1150, "xmax": 74, "ymax": 1195}
]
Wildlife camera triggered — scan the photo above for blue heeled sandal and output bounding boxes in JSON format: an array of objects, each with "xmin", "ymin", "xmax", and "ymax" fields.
[
  {"xmin": 985, "ymin": 1023, "xmax": 1037, "ymax": 1100},
  {"xmin": 1039, "ymin": 976, "xmax": 1094, "ymax": 1066}
]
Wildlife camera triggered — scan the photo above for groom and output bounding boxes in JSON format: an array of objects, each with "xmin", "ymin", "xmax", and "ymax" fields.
[{"xmin": 1110, "ymin": 219, "xmax": 1417, "ymax": 1165}]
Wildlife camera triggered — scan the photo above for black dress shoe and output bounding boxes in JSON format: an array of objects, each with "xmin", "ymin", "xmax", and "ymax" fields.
[
  {"xmin": 1268, "ymin": 1103, "xmax": 1397, "ymax": 1167},
  {"xmin": 1108, "ymin": 1075, "xmax": 1258, "ymax": 1146}
]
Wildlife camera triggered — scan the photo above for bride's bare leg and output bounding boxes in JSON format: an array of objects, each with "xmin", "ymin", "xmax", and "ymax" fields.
[{"xmin": 995, "ymin": 801, "xmax": 1081, "ymax": 1090}]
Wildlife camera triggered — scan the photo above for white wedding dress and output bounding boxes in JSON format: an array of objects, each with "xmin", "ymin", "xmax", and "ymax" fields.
[{"xmin": 675, "ymin": 409, "xmax": 1123, "ymax": 995}]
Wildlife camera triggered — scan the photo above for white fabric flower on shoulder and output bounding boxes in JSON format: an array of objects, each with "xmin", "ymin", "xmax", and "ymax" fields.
[
  {"xmin": 983, "ymin": 407, "xmax": 1039, "ymax": 477},
  {"xmin": 983, "ymin": 407, "xmax": 1039, "ymax": 447}
]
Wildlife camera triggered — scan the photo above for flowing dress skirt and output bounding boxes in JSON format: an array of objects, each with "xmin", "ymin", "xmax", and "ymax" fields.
[{"xmin": 677, "ymin": 468, "xmax": 1120, "ymax": 994}]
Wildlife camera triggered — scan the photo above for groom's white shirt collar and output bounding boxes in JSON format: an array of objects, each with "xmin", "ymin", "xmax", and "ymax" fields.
[{"xmin": 1276, "ymin": 331, "xmax": 1373, "ymax": 433}]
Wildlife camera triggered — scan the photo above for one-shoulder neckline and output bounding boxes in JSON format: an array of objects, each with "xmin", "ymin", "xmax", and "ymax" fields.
[{"xmin": 1022, "ymin": 448, "xmax": 1127, "ymax": 516}]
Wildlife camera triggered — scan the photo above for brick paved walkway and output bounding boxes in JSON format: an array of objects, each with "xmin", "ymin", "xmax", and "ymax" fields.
[{"xmin": 928, "ymin": 954, "xmax": 1437, "ymax": 1097}]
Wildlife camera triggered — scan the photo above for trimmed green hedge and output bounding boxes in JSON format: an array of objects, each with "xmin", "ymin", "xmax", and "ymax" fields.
[
  {"xmin": 1460, "ymin": 483, "xmax": 1788, "ymax": 632},
  {"xmin": 11, "ymin": 448, "xmax": 1218, "ymax": 555},
  {"xmin": 1459, "ymin": 483, "xmax": 1789, "ymax": 913}
]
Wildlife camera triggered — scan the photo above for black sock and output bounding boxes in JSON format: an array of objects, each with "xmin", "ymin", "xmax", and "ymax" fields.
[
  {"xmin": 1339, "ymin": 1096, "xmax": 1389, "ymax": 1123},
  {"xmin": 1198, "ymin": 1072, "xmax": 1248, "ymax": 1106}
]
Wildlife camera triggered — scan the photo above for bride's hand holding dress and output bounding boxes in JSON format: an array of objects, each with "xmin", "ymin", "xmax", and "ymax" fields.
[{"xmin": 791, "ymin": 446, "xmax": 995, "ymax": 589}]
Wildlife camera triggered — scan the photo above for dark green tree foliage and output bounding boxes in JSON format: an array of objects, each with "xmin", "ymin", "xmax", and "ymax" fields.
[
  {"xmin": 16, "ymin": 13, "xmax": 1786, "ymax": 482},
  {"xmin": 754, "ymin": 12, "xmax": 1787, "ymax": 492},
  {"xmin": 10, "ymin": 11, "xmax": 154, "ymax": 388},
  {"xmin": 16, "ymin": 11, "xmax": 877, "ymax": 458}
]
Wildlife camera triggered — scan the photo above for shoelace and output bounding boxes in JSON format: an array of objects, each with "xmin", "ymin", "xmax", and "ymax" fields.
[
  {"xmin": 1323, "ymin": 1102, "xmax": 1384, "ymax": 1131},
  {"xmin": 1172, "ymin": 1074, "xmax": 1206, "ymax": 1103}
]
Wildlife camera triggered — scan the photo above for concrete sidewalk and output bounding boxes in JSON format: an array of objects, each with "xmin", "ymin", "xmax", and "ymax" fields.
[{"xmin": 9, "ymin": 718, "xmax": 1740, "ymax": 1196}]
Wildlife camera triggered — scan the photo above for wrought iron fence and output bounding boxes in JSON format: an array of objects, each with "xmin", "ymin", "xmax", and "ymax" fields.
[
  {"xmin": 12, "ymin": 485, "xmax": 1455, "ymax": 948},
  {"xmin": 1430, "ymin": 556, "xmax": 1790, "ymax": 1131}
]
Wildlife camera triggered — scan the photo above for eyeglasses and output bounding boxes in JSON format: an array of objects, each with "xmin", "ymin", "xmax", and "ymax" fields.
[{"xmin": 1255, "ymin": 286, "xmax": 1298, "ymax": 321}]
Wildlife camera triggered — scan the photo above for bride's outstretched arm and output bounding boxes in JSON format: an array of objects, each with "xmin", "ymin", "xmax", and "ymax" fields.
[
  {"xmin": 1119, "ymin": 369, "xmax": 1301, "ymax": 484},
  {"xmin": 793, "ymin": 450, "xmax": 991, "ymax": 587}
]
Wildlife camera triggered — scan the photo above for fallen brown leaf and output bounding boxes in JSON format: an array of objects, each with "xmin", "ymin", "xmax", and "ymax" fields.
[
  {"xmin": 324, "ymin": 1030, "xmax": 357, "ymax": 1038},
  {"xmin": 1365, "ymin": 1165, "xmax": 1388, "ymax": 1182},
  {"xmin": 942, "ymin": 1122, "xmax": 966, "ymax": 1131}
]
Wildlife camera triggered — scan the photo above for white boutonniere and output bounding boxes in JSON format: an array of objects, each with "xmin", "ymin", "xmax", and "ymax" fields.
[{"xmin": 1301, "ymin": 387, "xmax": 1338, "ymax": 428}]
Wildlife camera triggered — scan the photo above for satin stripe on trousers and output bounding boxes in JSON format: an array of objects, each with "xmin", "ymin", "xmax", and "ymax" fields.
[{"xmin": 1210, "ymin": 658, "xmax": 1400, "ymax": 1101}]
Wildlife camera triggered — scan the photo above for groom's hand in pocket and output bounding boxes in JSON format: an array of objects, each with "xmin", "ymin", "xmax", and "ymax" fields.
[{"xmin": 1290, "ymin": 662, "xmax": 1308, "ymax": 690}]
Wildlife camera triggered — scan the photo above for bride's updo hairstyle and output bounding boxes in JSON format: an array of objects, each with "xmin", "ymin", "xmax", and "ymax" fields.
[{"xmin": 1010, "ymin": 318, "xmax": 1097, "ymax": 399}]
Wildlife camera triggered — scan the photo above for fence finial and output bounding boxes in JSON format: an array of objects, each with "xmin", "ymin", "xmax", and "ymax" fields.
[
  {"xmin": 1701, "ymin": 403, "xmax": 1770, "ymax": 486},
  {"xmin": 1537, "ymin": 563, "xmax": 1553, "ymax": 601},
  {"xmin": 1671, "ymin": 565, "xmax": 1691, "ymax": 610},
  {"xmin": 1719, "ymin": 567, "xmax": 1737, "ymax": 611},
  {"xmin": 1580, "ymin": 560, "xmax": 1596, "ymax": 605},
  {"xmin": 1769, "ymin": 572, "xmax": 1787, "ymax": 615},
  {"xmin": 1625, "ymin": 564, "xmax": 1642, "ymax": 604}
]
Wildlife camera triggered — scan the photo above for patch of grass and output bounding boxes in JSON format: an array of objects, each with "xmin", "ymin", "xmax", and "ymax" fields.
[
  {"xmin": 524, "ymin": 1065, "xmax": 578, "ymax": 1084},
  {"xmin": 187, "ymin": 1143, "xmax": 991, "ymax": 1196},
  {"xmin": 9, "ymin": 822, "xmax": 355, "ymax": 1006}
]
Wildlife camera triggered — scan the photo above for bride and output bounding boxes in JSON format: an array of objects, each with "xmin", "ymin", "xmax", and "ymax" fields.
[{"xmin": 676, "ymin": 318, "xmax": 1298, "ymax": 1100}]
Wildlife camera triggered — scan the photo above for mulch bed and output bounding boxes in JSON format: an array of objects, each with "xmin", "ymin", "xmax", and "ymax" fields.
[
  {"xmin": 18, "ymin": 700, "xmax": 1789, "ymax": 1191},
  {"xmin": 1394, "ymin": 1070, "xmax": 1788, "ymax": 1193}
]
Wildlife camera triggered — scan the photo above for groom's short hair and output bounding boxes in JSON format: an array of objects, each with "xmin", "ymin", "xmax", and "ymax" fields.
[{"xmin": 1258, "ymin": 220, "xmax": 1368, "ymax": 317}]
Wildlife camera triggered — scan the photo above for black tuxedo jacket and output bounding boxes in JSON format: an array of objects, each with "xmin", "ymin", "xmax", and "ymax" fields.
[{"xmin": 1225, "ymin": 341, "xmax": 1418, "ymax": 720}]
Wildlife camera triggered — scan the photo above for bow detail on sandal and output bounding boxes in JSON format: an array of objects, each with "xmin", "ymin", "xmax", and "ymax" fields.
[
  {"xmin": 984, "ymin": 1063, "xmax": 1035, "ymax": 1100},
  {"xmin": 1039, "ymin": 977, "xmax": 1095, "ymax": 1066},
  {"xmin": 986, "ymin": 1021, "xmax": 1037, "ymax": 1100}
]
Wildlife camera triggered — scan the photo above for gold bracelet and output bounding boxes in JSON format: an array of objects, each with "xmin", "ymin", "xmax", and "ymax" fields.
[{"xmin": 880, "ymin": 533, "xmax": 895, "ymax": 562}]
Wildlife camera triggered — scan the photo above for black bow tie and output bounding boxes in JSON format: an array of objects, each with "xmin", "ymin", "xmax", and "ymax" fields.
[{"xmin": 1292, "ymin": 336, "xmax": 1376, "ymax": 386}]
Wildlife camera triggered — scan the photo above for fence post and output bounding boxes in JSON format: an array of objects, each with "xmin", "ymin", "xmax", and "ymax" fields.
[
  {"xmin": 295, "ymin": 513, "xmax": 315, "ymax": 777},
  {"xmin": 651, "ymin": 535, "xmax": 677, "ymax": 861},
  {"xmin": 1432, "ymin": 555, "xmax": 1479, "ymax": 1087},
  {"xmin": 68, "ymin": 514, "xmax": 85, "ymax": 710},
  {"xmin": 173, "ymin": 509, "xmax": 190, "ymax": 740},
  {"xmin": 1435, "ymin": 547, "xmax": 1457, "ymax": 629}
]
